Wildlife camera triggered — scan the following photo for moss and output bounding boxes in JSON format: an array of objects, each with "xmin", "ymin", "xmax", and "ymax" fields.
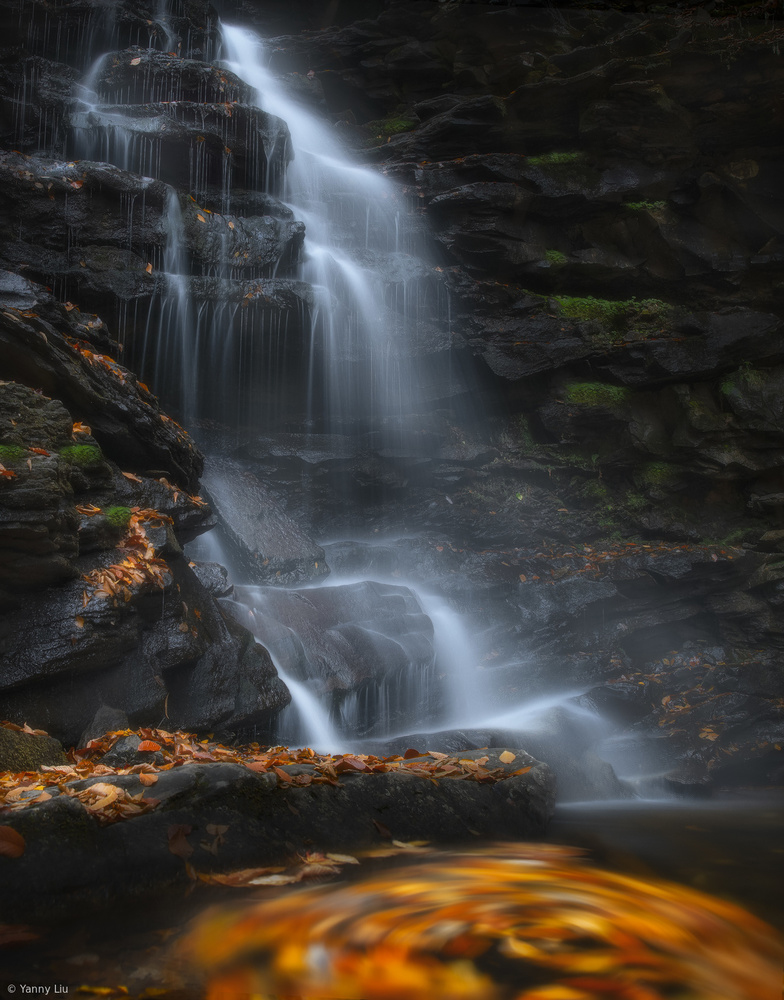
[
  {"xmin": 625, "ymin": 492, "xmax": 648, "ymax": 512},
  {"xmin": 527, "ymin": 151, "xmax": 584, "ymax": 167},
  {"xmin": 640, "ymin": 461, "xmax": 679, "ymax": 486},
  {"xmin": 0, "ymin": 444, "xmax": 28, "ymax": 463},
  {"xmin": 564, "ymin": 382, "xmax": 631, "ymax": 408},
  {"xmin": 624, "ymin": 201, "xmax": 667, "ymax": 212},
  {"xmin": 581, "ymin": 479, "xmax": 609, "ymax": 499},
  {"xmin": 105, "ymin": 505, "xmax": 132, "ymax": 528},
  {"xmin": 545, "ymin": 249, "xmax": 567, "ymax": 265},
  {"xmin": 59, "ymin": 444, "xmax": 102, "ymax": 466},
  {"xmin": 553, "ymin": 295, "xmax": 669, "ymax": 333},
  {"xmin": 363, "ymin": 117, "xmax": 417, "ymax": 145},
  {"xmin": 720, "ymin": 362, "xmax": 764, "ymax": 396}
]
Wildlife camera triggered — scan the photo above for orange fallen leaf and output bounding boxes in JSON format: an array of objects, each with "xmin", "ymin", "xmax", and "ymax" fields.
[
  {"xmin": 0, "ymin": 826, "xmax": 26, "ymax": 858},
  {"xmin": 145, "ymin": 262, "xmax": 153, "ymax": 274},
  {"xmin": 499, "ymin": 751, "xmax": 517, "ymax": 764},
  {"xmin": 139, "ymin": 772, "xmax": 158, "ymax": 786},
  {"xmin": 138, "ymin": 740, "xmax": 161, "ymax": 752},
  {"xmin": 121, "ymin": 471, "xmax": 143, "ymax": 482},
  {"xmin": 130, "ymin": 57, "xmax": 141, "ymax": 66}
]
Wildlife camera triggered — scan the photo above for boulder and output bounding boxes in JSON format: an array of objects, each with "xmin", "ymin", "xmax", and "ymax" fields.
[
  {"xmin": 199, "ymin": 456, "xmax": 328, "ymax": 586},
  {"xmin": 0, "ymin": 747, "xmax": 555, "ymax": 922},
  {"xmin": 0, "ymin": 725, "xmax": 68, "ymax": 772}
]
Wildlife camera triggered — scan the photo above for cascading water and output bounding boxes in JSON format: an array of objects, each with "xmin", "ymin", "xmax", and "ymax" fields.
[
  {"xmin": 219, "ymin": 24, "xmax": 441, "ymax": 452},
  {"xmin": 53, "ymin": 7, "xmax": 630, "ymax": 777},
  {"xmin": 176, "ymin": 22, "xmax": 618, "ymax": 763}
]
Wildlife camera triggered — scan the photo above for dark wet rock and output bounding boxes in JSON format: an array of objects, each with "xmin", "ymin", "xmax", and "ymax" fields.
[
  {"xmin": 0, "ymin": 545, "xmax": 290, "ymax": 745},
  {"xmin": 199, "ymin": 456, "xmax": 328, "ymax": 586},
  {"xmin": 229, "ymin": 579, "xmax": 435, "ymax": 730},
  {"xmin": 78, "ymin": 705, "xmax": 131, "ymax": 747},
  {"xmin": 0, "ymin": 274, "xmax": 203, "ymax": 490},
  {"xmin": 0, "ymin": 0, "xmax": 219, "ymax": 71},
  {"xmin": 95, "ymin": 47, "xmax": 252, "ymax": 105},
  {"xmin": 369, "ymin": 719, "xmax": 630, "ymax": 804},
  {"xmin": 0, "ymin": 153, "xmax": 305, "ymax": 319},
  {"xmin": 69, "ymin": 100, "xmax": 291, "ymax": 198},
  {"xmin": 0, "ymin": 725, "xmax": 68, "ymax": 771},
  {"xmin": 0, "ymin": 749, "xmax": 554, "ymax": 921},
  {"xmin": 98, "ymin": 733, "xmax": 168, "ymax": 768},
  {"xmin": 190, "ymin": 560, "xmax": 233, "ymax": 598}
]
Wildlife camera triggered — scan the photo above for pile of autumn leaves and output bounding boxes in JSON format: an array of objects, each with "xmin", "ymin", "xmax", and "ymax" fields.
[{"xmin": 0, "ymin": 721, "xmax": 529, "ymax": 845}]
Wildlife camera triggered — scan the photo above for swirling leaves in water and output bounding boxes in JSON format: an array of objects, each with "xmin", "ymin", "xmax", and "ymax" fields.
[{"xmin": 177, "ymin": 843, "xmax": 782, "ymax": 1000}]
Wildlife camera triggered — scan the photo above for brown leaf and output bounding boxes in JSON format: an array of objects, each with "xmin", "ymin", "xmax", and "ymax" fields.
[
  {"xmin": 499, "ymin": 751, "xmax": 517, "ymax": 764},
  {"xmin": 139, "ymin": 772, "xmax": 158, "ymax": 786},
  {"xmin": 168, "ymin": 824, "xmax": 194, "ymax": 858},
  {"xmin": 145, "ymin": 262, "xmax": 153, "ymax": 274},
  {"xmin": 0, "ymin": 826, "xmax": 26, "ymax": 858},
  {"xmin": 121, "ymin": 471, "xmax": 143, "ymax": 483},
  {"xmin": 130, "ymin": 56, "xmax": 142, "ymax": 66},
  {"xmin": 196, "ymin": 866, "xmax": 286, "ymax": 886},
  {"xmin": 403, "ymin": 748, "xmax": 424, "ymax": 759},
  {"xmin": 196, "ymin": 214, "xmax": 206, "ymax": 223},
  {"xmin": 137, "ymin": 740, "xmax": 161, "ymax": 752}
]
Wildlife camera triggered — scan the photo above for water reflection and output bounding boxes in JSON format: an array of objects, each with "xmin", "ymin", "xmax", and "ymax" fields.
[{"xmin": 176, "ymin": 840, "xmax": 782, "ymax": 1000}]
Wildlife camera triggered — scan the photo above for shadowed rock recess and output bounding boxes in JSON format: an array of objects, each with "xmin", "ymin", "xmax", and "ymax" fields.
[{"xmin": 1, "ymin": 0, "xmax": 783, "ymax": 907}]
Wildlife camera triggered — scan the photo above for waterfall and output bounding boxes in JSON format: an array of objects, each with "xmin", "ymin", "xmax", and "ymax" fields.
[
  {"xmin": 220, "ymin": 24, "xmax": 440, "ymax": 451},
  {"xmin": 53, "ymin": 11, "xmax": 618, "ymax": 765}
]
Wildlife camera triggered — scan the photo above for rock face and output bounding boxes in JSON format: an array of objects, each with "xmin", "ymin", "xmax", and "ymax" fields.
[
  {"xmin": 0, "ymin": 301, "xmax": 290, "ymax": 746},
  {"xmin": 230, "ymin": 578, "xmax": 436, "ymax": 735}
]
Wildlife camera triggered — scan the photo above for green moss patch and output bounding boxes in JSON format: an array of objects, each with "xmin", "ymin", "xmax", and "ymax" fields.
[
  {"xmin": 639, "ymin": 461, "xmax": 680, "ymax": 486},
  {"xmin": 553, "ymin": 295, "xmax": 669, "ymax": 334},
  {"xmin": 0, "ymin": 444, "xmax": 28, "ymax": 464},
  {"xmin": 59, "ymin": 444, "xmax": 103, "ymax": 466},
  {"xmin": 105, "ymin": 506, "xmax": 132, "ymax": 528},
  {"xmin": 545, "ymin": 249, "xmax": 567, "ymax": 265},
  {"xmin": 363, "ymin": 117, "xmax": 417, "ymax": 145},
  {"xmin": 564, "ymin": 382, "xmax": 631, "ymax": 408},
  {"xmin": 527, "ymin": 151, "xmax": 584, "ymax": 167}
]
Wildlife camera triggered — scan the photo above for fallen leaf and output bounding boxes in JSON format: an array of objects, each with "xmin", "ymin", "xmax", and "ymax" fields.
[
  {"xmin": 145, "ymin": 262, "xmax": 153, "ymax": 274},
  {"xmin": 197, "ymin": 214, "xmax": 206, "ymax": 223},
  {"xmin": 499, "ymin": 751, "xmax": 517, "ymax": 764},
  {"xmin": 139, "ymin": 772, "xmax": 158, "ymax": 786},
  {"xmin": 403, "ymin": 748, "xmax": 424, "ymax": 759},
  {"xmin": 168, "ymin": 824, "xmax": 194, "ymax": 858},
  {"xmin": 121, "ymin": 471, "xmax": 143, "ymax": 483},
  {"xmin": 138, "ymin": 740, "xmax": 161, "ymax": 752},
  {"xmin": 1, "ymin": 826, "xmax": 31, "ymax": 857},
  {"xmin": 130, "ymin": 56, "xmax": 142, "ymax": 66},
  {"xmin": 75, "ymin": 616, "xmax": 85, "ymax": 629}
]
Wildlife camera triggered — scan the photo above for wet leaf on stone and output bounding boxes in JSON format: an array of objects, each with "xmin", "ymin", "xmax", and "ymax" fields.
[{"xmin": 0, "ymin": 826, "xmax": 26, "ymax": 858}]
